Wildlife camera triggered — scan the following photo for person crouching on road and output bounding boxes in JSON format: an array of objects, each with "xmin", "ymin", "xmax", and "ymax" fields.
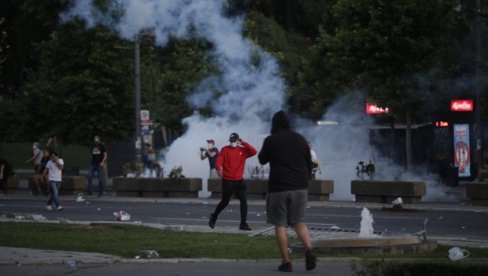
[
  {"xmin": 44, "ymin": 151, "xmax": 64, "ymax": 211},
  {"xmin": 208, "ymin": 132, "xmax": 257, "ymax": 231}
]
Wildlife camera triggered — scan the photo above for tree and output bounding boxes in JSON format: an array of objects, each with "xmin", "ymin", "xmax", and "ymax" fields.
[
  {"xmin": 140, "ymin": 38, "xmax": 215, "ymax": 132},
  {"xmin": 304, "ymin": 0, "xmax": 461, "ymax": 169},
  {"xmin": 23, "ymin": 21, "xmax": 134, "ymax": 145}
]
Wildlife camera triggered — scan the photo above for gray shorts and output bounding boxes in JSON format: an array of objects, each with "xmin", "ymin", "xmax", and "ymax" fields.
[{"xmin": 266, "ymin": 189, "xmax": 307, "ymax": 226}]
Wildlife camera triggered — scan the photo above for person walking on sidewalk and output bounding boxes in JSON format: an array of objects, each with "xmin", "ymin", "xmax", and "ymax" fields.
[
  {"xmin": 258, "ymin": 111, "xmax": 316, "ymax": 272},
  {"xmin": 208, "ymin": 132, "xmax": 257, "ymax": 231},
  {"xmin": 43, "ymin": 151, "xmax": 64, "ymax": 211},
  {"xmin": 87, "ymin": 136, "xmax": 107, "ymax": 196}
]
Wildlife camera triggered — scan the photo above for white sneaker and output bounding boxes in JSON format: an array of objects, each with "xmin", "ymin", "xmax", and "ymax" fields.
[
  {"xmin": 57, "ymin": 206, "xmax": 64, "ymax": 211},
  {"xmin": 46, "ymin": 205, "xmax": 52, "ymax": 211}
]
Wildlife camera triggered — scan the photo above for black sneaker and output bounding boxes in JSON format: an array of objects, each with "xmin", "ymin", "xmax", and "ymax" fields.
[
  {"xmin": 208, "ymin": 213, "xmax": 217, "ymax": 229},
  {"xmin": 239, "ymin": 222, "xmax": 252, "ymax": 231},
  {"xmin": 278, "ymin": 262, "xmax": 293, "ymax": 272},
  {"xmin": 305, "ymin": 249, "xmax": 316, "ymax": 271}
]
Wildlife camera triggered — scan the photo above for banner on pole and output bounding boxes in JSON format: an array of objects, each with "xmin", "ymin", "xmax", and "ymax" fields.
[{"xmin": 453, "ymin": 124, "xmax": 471, "ymax": 177}]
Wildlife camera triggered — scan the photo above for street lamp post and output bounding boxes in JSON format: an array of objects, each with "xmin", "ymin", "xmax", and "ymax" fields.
[{"xmin": 134, "ymin": 36, "xmax": 144, "ymax": 163}]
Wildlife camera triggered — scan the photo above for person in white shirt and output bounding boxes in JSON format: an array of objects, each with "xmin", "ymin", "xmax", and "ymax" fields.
[
  {"xmin": 25, "ymin": 142, "xmax": 44, "ymax": 194},
  {"xmin": 308, "ymin": 142, "xmax": 322, "ymax": 179},
  {"xmin": 43, "ymin": 151, "xmax": 64, "ymax": 211}
]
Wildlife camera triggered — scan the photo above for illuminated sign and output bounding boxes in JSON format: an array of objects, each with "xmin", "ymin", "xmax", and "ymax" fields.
[
  {"xmin": 450, "ymin": 99, "xmax": 473, "ymax": 112},
  {"xmin": 435, "ymin": 121, "xmax": 449, "ymax": 127},
  {"xmin": 366, "ymin": 103, "xmax": 390, "ymax": 114},
  {"xmin": 453, "ymin": 124, "xmax": 471, "ymax": 177}
]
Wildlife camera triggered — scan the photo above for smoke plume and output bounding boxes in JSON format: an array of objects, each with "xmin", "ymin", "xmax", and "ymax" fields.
[{"xmin": 63, "ymin": 0, "xmax": 455, "ymax": 201}]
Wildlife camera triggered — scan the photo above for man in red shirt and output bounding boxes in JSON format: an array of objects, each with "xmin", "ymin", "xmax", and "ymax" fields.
[{"xmin": 209, "ymin": 132, "xmax": 257, "ymax": 231}]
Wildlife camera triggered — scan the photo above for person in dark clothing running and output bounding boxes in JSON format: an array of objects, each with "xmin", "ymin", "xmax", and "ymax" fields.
[
  {"xmin": 258, "ymin": 111, "xmax": 316, "ymax": 272},
  {"xmin": 208, "ymin": 132, "xmax": 257, "ymax": 231}
]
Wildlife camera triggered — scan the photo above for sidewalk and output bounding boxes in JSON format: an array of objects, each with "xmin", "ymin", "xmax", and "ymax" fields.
[{"xmin": 0, "ymin": 247, "xmax": 355, "ymax": 276}]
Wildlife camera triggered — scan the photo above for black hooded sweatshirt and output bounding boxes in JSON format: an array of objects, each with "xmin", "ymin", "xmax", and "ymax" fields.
[{"xmin": 258, "ymin": 111, "xmax": 312, "ymax": 193}]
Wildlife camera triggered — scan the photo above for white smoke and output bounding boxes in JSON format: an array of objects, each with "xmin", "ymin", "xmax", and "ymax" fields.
[
  {"xmin": 62, "ymin": 0, "xmax": 283, "ymax": 197},
  {"xmin": 63, "ymin": 0, "xmax": 456, "ymax": 201},
  {"xmin": 299, "ymin": 92, "xmax": 456, "ymax": 201}
]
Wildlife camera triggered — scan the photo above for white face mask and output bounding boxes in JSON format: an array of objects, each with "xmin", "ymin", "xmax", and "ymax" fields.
[
  {"xmin": 207, "ymin": 143, "xmax": 213, "ymax": 148},
  {"xmin": 230, "ymin": 142, "xmax": 238, "ymax": 147}
]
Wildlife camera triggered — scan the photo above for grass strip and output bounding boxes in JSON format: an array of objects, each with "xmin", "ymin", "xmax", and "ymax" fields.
[
  {"xmin": 0, "ymin": 222, "xmax": 280, "ymax": 259},
  {"xmin": 2, "ymin": 221, "xmax": 488, "ymax": 261}
]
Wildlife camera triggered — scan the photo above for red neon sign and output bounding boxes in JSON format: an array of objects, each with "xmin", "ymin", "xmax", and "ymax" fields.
[
  {"xmin": 366, "ymin": 103, "xmax": 389, "ymax": 114},
  {"xmin": 435, "ymin": 121, "xmax": 449, "ymax": 127},
  {"xmin": 451, "ymin": 99, "xmax": 473, "ymax": 112}
]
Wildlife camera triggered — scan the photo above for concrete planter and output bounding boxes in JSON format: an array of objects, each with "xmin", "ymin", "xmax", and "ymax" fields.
[
  {"xmin": 28, "ymin": 177, "xmax": 48, "ymax": 194},
  {"xmin": 351, "ymin": 180, "xmax": 426, "ymax": 203},
  {"xmin": 2, "ymin": 175, "xmax": 19, "ymax": 194},
  {"xmin": 208, "ymin": 179, "xmax": 334, "ymax": 201},
  {"xmin": 112, "ymin": 177, "xmax": 202, "ymax": 198},
  {"xmin": 466, "ymin": 182, "xmax": 488, "ymax": 206},
  {"xmin": 60, "ymin": 176, "xmax": 88, "ymax": 195},
  {"xmin": 28, "ymin": 176, "xmax": 87, "ymax": 195}
]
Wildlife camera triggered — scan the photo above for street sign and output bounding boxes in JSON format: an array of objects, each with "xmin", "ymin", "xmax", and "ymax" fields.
[
  {"xmin": 141, "ymin": 110, "xmax": 150, "ymax": 121},
  {"xmin": 141, "ymin": 120, "xmax": 153, "ymax": 126}
]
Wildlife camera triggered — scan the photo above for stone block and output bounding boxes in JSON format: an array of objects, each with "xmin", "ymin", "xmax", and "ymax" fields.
[
  {"xmin": 28, "ymin": 176, "xmax": 48, "ymax": 194},
  {"xmin": 351, "ymin": 180, "xmax": 426, "ymax": 203},
  {"xmin": 207, "ymin": 178, "xmax": 334, "ymax": 201},
  {"xmin": 309, "ymin": 180, "xmax": 334, "ymax": 201},
  {"xmin": 466, "ymin": 182, "xmax": 488, "ymax": 206},
  {"xmin": 60, "ymin": 176, "xmax": 88, "ymax": 195},
  {"xmin": 3, "ymin": 175, "xmax": 19, "ymax": 194},
  {"xmin": 112, "ymin": 177, "xmax": 202, "ymax": 198}
]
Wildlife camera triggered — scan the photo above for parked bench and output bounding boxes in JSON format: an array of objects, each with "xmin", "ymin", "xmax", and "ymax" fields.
[
  {"xmin": 112, "ymin": 177, "xmax": 202, "ymax": 198},
  {"xmin": 466, "ymin": 182, "xmax": 488, "ymax": 206},
  {"xmin": 351, "ymin": 180, "xmax": 426, "ymax": 203},
  {"xmin": 208, "ymin": 179, "xmax": 334, "ymax": 201}
]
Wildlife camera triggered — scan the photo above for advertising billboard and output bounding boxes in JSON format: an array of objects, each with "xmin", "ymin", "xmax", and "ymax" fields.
[
  {"xmin": 453, "ymin": 124, "xmax": 471, "ymax": 177},
  {"xmin": 366, "ymin": 103, "xmax": 389, "ymax": 114},
  {"xmin": 450, "ymin": 99, "xmax": 473, "ymax": 112}
]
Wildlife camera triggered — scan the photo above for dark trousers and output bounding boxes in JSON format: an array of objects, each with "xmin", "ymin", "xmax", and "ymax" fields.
[{"xmin": 213, "ymin": 179, "xmax": 248, "ymax": 223}]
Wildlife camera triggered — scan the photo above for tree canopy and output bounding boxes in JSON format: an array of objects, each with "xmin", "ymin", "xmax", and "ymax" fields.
[{"xmin": 0, "ymin": 0, "xmax": 485, "ymax": 148}]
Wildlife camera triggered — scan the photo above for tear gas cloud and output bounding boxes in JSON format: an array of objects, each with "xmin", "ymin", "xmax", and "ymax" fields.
[{"xmin": 63, "ymin": 0, "xmax": 454, "ymax": 201}]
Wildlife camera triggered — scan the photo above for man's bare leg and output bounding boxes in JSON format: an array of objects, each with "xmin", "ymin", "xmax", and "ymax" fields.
[
  {"xmin": 293, "ymin": 222, "xmax": 313, "ymax": 251},
  {"xmin": 275, "ymin": 226, "xmax": 290, "ymax": 263}
]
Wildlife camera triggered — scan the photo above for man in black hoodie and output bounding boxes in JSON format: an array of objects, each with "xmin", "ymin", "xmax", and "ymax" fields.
[{"xmin": 258, "ymin": 111, "xmax": 316, "ymax": 272}]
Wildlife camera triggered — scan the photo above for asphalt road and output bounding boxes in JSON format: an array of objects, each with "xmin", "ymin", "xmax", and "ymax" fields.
[{"xmin": 1, "ymin": 196, "xmax": 487, "ymax": 240}]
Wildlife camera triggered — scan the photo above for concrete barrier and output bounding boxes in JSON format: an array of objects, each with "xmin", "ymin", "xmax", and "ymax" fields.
[
  {"xmin": 112, "ymin": 177, "xmax": 202, "ymax": 198},
  {"xmin": 208, "ymin": 179, "xmax": 334, "ymax": 201},
  {"xmin": 28, "ymin": 176, "xmax": 87, "ymax": 195},
  {"xmin": 466, "ymin": 182, "xmax": 488, "ymax": 206},
  {"xmin": 60, "ymin": 176, "xmax": 88, "ymax": 195},
  {"xmin": 28, "ymin": 177, "xmax": 48, "ymax": 194},
  {"xmin": 2, "ymin": 175, "xmax": 20, "ymax": 194},
  {"xmin": 351, "ymin": 180, "xmax": 426, "ymax": 203}
]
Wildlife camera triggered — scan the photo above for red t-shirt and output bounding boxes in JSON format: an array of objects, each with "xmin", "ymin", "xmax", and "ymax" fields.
[{"xmin": 215, "ymin": 142, "xmax": 257, "ymax": 180}]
